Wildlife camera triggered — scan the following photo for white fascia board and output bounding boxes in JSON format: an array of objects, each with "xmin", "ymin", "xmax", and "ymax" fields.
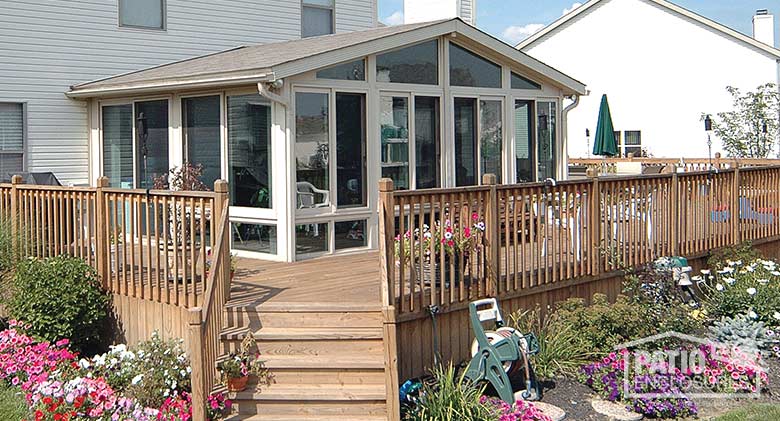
[{"xmin": 67, "ymin": 72, "xmax": 274, "ymax": 99}]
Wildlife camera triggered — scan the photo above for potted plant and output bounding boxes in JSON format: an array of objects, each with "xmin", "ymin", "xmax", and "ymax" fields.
[
  {"xmin": 394, "ymin": 211, "xmax": 487, "ymax": 287},
  {"xmin": 217, "ymin": 331, "xmax": 273, "ymax": 393},
  {"xmin": 206, "ymin": 252, "xmax": 237, "ymax": 280}
]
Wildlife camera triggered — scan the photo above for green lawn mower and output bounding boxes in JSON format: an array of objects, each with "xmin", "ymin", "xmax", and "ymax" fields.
[{"xmin": 463, "ymin": 298, "xmax": 541, "ymax": 405}]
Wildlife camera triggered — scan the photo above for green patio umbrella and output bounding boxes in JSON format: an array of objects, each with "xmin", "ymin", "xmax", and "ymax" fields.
[{"xmin": 592, "ymin": 94, "xmax": 618, "ymax": 157}]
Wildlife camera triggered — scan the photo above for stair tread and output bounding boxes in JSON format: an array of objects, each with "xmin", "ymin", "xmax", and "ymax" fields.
[
  {"xmin": 225, "ymin": 301, "xmax": 381, "ymax": 312},
  {"xmin": 231, "ymin": 383, "xmax": 386, "ymax": 401},
  {"xmin": 258, "ymin": 354, "xmax": 385, "ymax": 369},
  {"xmin": 223, "ymin": 326, "xmax": 383, "ymax": 340}
]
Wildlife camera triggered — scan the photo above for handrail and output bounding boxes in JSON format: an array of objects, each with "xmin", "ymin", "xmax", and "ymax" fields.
[{"xmin": 201, "ymin": 206, "xmax": 229, "ymax": 323}]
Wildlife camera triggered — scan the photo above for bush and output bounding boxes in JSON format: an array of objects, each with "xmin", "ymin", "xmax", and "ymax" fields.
[
  {"xmin": 87, "ymin": 332, "xmax": 192, "ymax": 408},
  {"xmin": 508, "ymin": 307, "xmax": 595, "ymax": 378},
  {"xmin": 701, "ymin": 258, "xmax": 780, "ymax": 327},
  {"xmin": 707, "ymin": 242, "xmax": 761, "ymax": 270},
  {"xmin": 0, "ymin": 384, "xmax": 27, "ymax": 420},
  {"xmin": 6, "ymin": 256, "xmax": 109, "ymax": 354}
]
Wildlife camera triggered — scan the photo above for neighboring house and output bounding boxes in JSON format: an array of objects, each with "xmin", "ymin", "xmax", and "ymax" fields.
[
  {"xmin": 518, "ymin": 0, "xmax": 780, "ymax": 158},
  {"xmin": 0, "ymin": 0, "xmax": 378, "ymax": 185},
  {"xmin": 66, "ymin": 18, "xmax": 586, "ymax": 262}
]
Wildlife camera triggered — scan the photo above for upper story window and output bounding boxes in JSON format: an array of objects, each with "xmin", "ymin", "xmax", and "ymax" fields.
[
  {"xmin": 119, "ymin": 0, "xmax": 165, "ymax": 30},
  {"xmin": 376, "ymin": 40, "xmax": 439, "ymax": 85},
  {"xmin": 511, "ymin": 72, "xmax": 541, "ymax": 90},
  {"xmin": 302, "ymin": 0, "xmax": 335, "ymax": 38},
  {"xmin": 0, "ymin": 103, "xmax": 25, "ymax": 174},
  {"xmin": 449, "ymin": 43, "xmax": 501, "ymax": 88}
]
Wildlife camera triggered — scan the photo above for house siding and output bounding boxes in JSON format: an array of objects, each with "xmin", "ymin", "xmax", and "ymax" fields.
[
  {"xmin": 522, "ymin": 0, "xmax": 779, "ymax": 158},
  {"xmin": 0, "ymin": 0, "xmax": 376, "ymax": 185},
  {"xmin": 460, "ymin": 0, "xmax": 474, "ymax": 25}
]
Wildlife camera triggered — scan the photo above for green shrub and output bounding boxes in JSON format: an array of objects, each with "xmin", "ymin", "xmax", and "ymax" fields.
[
  {"xmin": 404, "ymin": 364, "xmax": 495, "ymax": 421},
  {"xmin": 6, "ymin": 256, "xmax": 109, "ymax": 354},
  {"xmin": 553, "ymin": 294, "xmax": 656, "ymax": 354},
  {"xmin": 0, "ymin": 384, "xmax": 27, "ymax": 420},
  {"xmin": 701, "ymin": 258, "xmax": 780, "ymax": 327},
  {"xmin": 707, "ymin": 242, "xmax": 761, "ymax": 270},
  {"xmin": 508, "ymin": 307, "xmax": 595, "ymax": 378}
]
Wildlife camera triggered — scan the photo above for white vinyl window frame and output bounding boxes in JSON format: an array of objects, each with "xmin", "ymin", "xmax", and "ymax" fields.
[
  {"xmin": 449, "ymin": 94, "xmax": 507, "ymax": 186},
  {"xmin": 301, "ymin": 0, "xmax": 336, "ymax": 38},
  {"xmin": 0, "ymin": 102, "xmax": 27, "ymax": 174},
  {"xmin": 117, "ymin": 0, "xmax": 166, "ymax": 30}
]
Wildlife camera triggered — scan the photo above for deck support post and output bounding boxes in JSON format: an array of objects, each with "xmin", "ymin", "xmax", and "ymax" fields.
[
  {"xmin": 188, "ymin": 307, "xmax": 206, "ymax": 421},
  {"xmin": 482, "ymin": 173, "xmax": 498, "ymax": 296},
  {"xmin": 95, "ymin": 176, "xmax": 109, "ymax": 289},
  {"xmin": 10, "ymin": 175, "xmax": 21, "ymax": 259}
]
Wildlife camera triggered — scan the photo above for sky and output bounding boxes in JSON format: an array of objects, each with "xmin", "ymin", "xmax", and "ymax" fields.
[{"xmin": 378, "ymin": 0, "xmax": 780, "ymax": 46}]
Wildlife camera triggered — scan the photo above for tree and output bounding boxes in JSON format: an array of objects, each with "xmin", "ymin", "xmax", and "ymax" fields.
[{"xmin": 708, "ymin": 83, "xmax": 780, "ymax": 158}]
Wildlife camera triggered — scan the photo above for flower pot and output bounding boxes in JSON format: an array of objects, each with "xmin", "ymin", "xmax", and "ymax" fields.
[{"xmin": 227, "ymin": 375, "xmax": 249, "ymax": 392}]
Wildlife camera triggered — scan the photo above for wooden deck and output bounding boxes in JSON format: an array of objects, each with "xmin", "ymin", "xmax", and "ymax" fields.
[{"xmin": 230, "ymin": 252, "xmax": 381, "ymax": 309}]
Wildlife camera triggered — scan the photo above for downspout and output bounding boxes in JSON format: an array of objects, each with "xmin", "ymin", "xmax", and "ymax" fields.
[{"xmin": 561, "ymin": 93, "xmax": 581, "ymax": 180}]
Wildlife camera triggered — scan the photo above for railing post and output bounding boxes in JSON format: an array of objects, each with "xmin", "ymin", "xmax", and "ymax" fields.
[
  {"xmin": 10, "ymin": 175, "xmax": 22, "ymax": 258},
  {"xmin": 212, "ymin": 180, "xmax": 229, "ymax": 299},
  {"xmin": 378, "ymin": 178, "xmax": 395, "ymax": 308},
  {"xmin": 482, "ymin": 173, "xmax": 498, "ymax": 296},
  {"xmin": 187, "ymin": 307, "xmax": 206, "ymax": 421},
  {"xmin": 588, "ymin": 173, "xmax": 601, "ymax": 276},
  {"xmin": 377, "ymin": 179, "xmax": 400, "ymax": 421},
  {"xmin": 95, "ymin": 177, "xmax": 109, "ymax": 288},
  {"xmin": 731, "ymin": 167, "xmax": 740, "ymax": 245},
  {"xmin": 671, "ymin": 172, "xmax": 680, "ymax": 256}
]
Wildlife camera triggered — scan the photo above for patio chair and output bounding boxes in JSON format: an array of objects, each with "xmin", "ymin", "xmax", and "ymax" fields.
[
  {"xmin": 531, "ymin": 195, "xmax": 582, "ymax": 261},
  {"xmin": 606, "ymin": 189, "xmax": 653, "ymax": 244},
  {"xmin": 296, "ymin": 181, "xmax": 330, "ymax": 237},
  {"xmin": 739, "ymin": 197, "xmax": 774, "ymax": 225}
]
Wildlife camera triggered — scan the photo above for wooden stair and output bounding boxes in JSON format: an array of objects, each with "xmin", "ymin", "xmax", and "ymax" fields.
[{"xmin": 220, "ymin": 301, "xmax": 388, "ymax": 420}]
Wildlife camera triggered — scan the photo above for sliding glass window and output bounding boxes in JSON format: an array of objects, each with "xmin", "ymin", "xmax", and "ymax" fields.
[
  {"xmin": 414, "ymin": 96, "xmax": 440, "ymax": 189},
  {"xmin": 380, "ymin": 96, "xmax": 409, "ymax": 190},
  {"xmin": 537, "ymin": 101, "xmax": 557, "ymax": 181},
  {"xmin": 335, "ymin": 93, "xmax": 367, "ymax": 208},
  {"xmin": 102, "ymin": 104, "xmax": 134, "ymax": 188},
  {"xmin": 228, "ymin": 94, "xmax": 272, "ymax": 208},
  {"xmin": 514, "ymin": 100, "xmax": 534, "ymax": 183},
  {"xmin": 479, "ymin": 99, "xmax": 502, "ymax": 183},
  {"xmin": 454, "ymin": 98, "xmax": 477, "ymax": 186},
  {"xmin": 134, "ymin": 100, "xmax": 169, "ymax": 189},
  {"xmin": 295, "ymin": 92, "xmax": 330, "ymax": 209},
  {"xmin": 183, "ymin": 95, "xmax": 221, "ymax": 188}
]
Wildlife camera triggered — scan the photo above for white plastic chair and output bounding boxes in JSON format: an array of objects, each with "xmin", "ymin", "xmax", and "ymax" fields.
[{"xmin": 296, "ymin": 181, "xmax": 330, "ymax": 237}]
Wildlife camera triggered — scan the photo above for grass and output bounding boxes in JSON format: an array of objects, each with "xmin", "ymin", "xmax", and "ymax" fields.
[
  {"xmin": 713, "ymin": 404, "xmax": 780, "ymax": 421},
  {"xmin": 0, "ymin": 384, "xmax": 28, "ymax": 420}
]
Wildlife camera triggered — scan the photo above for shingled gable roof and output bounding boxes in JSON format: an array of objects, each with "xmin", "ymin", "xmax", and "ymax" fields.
[
  {"xmin": 517, "ymin": 0, "xmax": 780, "ymax": 59},
  {"xmin": 67, "ymin": 18, "xmax": 586, "ymax": 98}
]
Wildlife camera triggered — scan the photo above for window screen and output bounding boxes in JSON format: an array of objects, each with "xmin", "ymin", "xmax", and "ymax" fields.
[
  {"xmin": 302, "ymin": 0, "xmax": 334, "ymax": 38},
  {"xmin": 0, "ymin": 103, "xmax": 24, "ymax": 174},
  {"xmin": 119, "ymin": 0, "xmax": 164, "ymax": 29}
]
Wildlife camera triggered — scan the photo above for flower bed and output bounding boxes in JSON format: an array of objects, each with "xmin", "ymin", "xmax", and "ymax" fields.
[{"xmin": 0, "ymin": 321, "xmax": 229, "ymax": 420}]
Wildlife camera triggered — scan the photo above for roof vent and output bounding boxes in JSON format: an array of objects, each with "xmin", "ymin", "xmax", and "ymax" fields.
[{"xmin": 756, "ymin": 9, "xmax": 768, "ymax": 15}]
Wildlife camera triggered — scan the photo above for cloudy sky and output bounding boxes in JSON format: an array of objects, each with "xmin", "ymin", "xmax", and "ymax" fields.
[{"xmin": 378, "ymin": 0, "xmax": 780, "ymax": 46}]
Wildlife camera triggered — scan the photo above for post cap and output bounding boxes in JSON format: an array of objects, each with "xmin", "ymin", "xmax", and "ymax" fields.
[
  {"xmin": 11, "ymin": 175, "xmax": 22, "ymax": 185},
  {"xmin": 378, "ymin": 178, "xmax": 394, "ymax": 192},
  {"xmin": 585, "ymin": 167, "xmax": 599, "ymax": 178},
  {"xmin": 214, "ymin": 179, "xmax": 228, "ymax": 193},
  {"xmin": 96, "ymin": 176, "xmax": 109, "ymax": 187},
  {"xmin": 481, "ymin": 173, "xmax": 497, "ymax": 185},
  {"xmin": 188, "ymin": 307, "xmax": 203, "ymax": 324}
]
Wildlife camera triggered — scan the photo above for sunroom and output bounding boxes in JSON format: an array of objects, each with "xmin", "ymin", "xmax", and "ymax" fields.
[{"xmin": 68, "ymin": 19, "xmax": 586, "ymax": 262}]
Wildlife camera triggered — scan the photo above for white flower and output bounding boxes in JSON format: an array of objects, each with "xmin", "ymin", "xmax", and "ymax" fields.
[
  {"xmin": 747, "ymin": 287, "xmax": 757, "ymax": 296},
  {"xmin": 692, "ymin": 275, "xmax": 703, "ymax": 281},
  {"xmin": 748, "ymin": 310, "xmax": 758, "ymax": 319},
  {"xmin": 701, "ymin": 269, "xmax": 711, "ymax": 275},
  {"xmin": 444, "ymin": 231, "xmax": 453, "ymax": 240},
  {"xmin": 773, "ymin": 312, "xmax": 780, "ymax": 320},
  {"xmin": 725, "ymin": 277, "xmax": 736, "ymax": 285},
  {"xmin": 758, "ymin": 279, "xmax": 769, "ymax": 285},
  {"xmin": 721, "ymin": 267, "xmax": 735, "ymax": 274},
  {"xmin": 716, "ymin": 283, "xmax": 724, "ymax": 291},
  {"xmin": 131, "ymin": 374, "xmax": 144, "ymax": 385},
  {"xmin": 772, "ymin": 271, "xmax": 780, "ymax": 276}
]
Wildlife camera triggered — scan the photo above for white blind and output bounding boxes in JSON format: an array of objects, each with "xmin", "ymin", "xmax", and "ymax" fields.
[{"xmin": 0, "ymin": 103, "xmax": 24, "ymax": 152}]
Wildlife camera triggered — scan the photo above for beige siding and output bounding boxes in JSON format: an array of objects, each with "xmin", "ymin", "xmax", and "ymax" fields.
[{"xmin": 0, "ymin": 0, "xmax": 376, "ymax": 185}]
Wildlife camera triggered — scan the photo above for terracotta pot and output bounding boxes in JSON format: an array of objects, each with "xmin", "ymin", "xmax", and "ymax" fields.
[{"xmin": 227, "ymin": 375, "xmax": 249, "ymax": 392}]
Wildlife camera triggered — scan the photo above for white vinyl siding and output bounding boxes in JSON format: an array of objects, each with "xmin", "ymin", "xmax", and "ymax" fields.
[
  {"xmin": 460, "ymin": 0, "xmax": 475, "ymax": 25},
  {"xmin": 0, "ymin": 0, "xmax": 376, "ymax": 185}
]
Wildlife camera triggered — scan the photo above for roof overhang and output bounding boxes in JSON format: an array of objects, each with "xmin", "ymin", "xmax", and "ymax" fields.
[{"xmin": 67, "ymin": 19, "xmax": 586, "ymax": 99}]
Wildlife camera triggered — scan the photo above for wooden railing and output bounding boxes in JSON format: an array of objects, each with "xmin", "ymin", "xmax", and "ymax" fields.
[
  {"xmin": 0, "ymin": 176, "xmax": 231, "ymax": 419},
  {"xmin": 379, "ymin": 165, "xmax": 780, "ymax": 318},
  {"xmin": 569, "ymin": 156, "xmax": 780, "ymax": 173}
]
